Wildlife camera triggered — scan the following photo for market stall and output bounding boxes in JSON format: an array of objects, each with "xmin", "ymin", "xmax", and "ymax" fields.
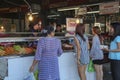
[{"xmin": 0, "ymin": 36, "xmax": 96, "ymax": 80}]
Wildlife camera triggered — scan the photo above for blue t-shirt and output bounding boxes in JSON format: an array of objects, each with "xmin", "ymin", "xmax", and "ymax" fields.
[{"xmin": 109, "ymin": 36, "xmax": 120, "ymax": 60}]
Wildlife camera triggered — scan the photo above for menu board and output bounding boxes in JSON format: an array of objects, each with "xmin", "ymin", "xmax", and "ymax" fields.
[{"xmin": 99, "ymin": 2, "xmax": 119, "ymax": 15}]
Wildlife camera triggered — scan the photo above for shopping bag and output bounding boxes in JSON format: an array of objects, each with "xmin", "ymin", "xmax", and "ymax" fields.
[
  {"xmin": 24, "ymin": 72, "xmax": 35, "ymax": 80},
  {"xmin": 88, "ymin": 60, "xmax": 95, "ymax": 72},
  {"xmin": 34, "ymin": 70, "xmax": 38, "ymax": 80}
]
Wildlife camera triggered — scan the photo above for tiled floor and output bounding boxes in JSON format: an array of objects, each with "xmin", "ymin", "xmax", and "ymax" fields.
[{"xmin": 103, "ymin": 63, "xmax": 112, "ymax": 80}]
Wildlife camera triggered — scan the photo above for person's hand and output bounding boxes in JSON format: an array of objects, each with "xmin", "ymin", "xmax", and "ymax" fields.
[
  {"xmin": 29, "ymin": 66, "xmax": 34, "ymax": 72},
  {"xmin": 102, "ymin": 48, "xmax": 109, "ymax": 52}
]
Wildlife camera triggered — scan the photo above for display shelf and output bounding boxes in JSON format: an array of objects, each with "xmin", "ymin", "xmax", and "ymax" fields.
[{"xmin": 0, "ymin": 36, "xmax": 75, "ymax": 57}]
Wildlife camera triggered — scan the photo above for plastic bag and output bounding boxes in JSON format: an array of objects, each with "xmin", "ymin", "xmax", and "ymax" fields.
[
  {"xmin": 34, "ymin": 70, "xmax": 38, "ymax": 80},
  {"xmin": 88, "ymin": 60, "xmax": 95, "ymax": 72},
  {"xmin": 24, "ymin": 72, "xmax": 35, "ymax": 80}
]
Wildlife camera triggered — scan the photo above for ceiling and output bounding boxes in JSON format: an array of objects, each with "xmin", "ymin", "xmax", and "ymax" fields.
[
  {"xmin": 0, "ymin": 0, "xmax": 42, "ymax": 18},
  {"xmin": 0, "ymin": 0, "xmax": 116, "ymax": 19},
  {"xmin": 0, "ymin": 0, "xmax": 42, "ymax": 8}
]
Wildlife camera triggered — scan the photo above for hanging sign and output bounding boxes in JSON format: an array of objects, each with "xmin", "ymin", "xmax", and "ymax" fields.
[
  {"xmin": 100, "ymin": 2, "xmax": 119, "ymax": 15},
  {"xmin": 76, "ymin": 7, "xmax": 87, "ymax": 15}
]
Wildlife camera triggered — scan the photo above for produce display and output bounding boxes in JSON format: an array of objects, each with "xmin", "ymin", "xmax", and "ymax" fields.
[
  {"xmin": 0, "ymin": 44, "xmax": 36, "ymax": 56},
  {"xmin": 0, "ymin": 37, "xmax": 75, "ymax": 56}
]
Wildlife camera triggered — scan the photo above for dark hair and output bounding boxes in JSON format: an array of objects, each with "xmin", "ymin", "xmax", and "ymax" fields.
[
  {"xmin": 56, "ymin": 24, "xmax": 61, "ymax": 27},
  {"xmin": 92, "ymin": 26, "xmax": 101, "ymax": 35},
  {"xmin": 75, "ymin": 23, "xmax": 85, "ymax": 41},
  {"xmin": 110, "ymin": 22, "xmax": 120, "ymax": 40},
  {"xmin": 42, "ymin": 26, "xmax": 54, "ymax": 37},
  {"xmin": 49, "ymin": 21, "xmax": 56, "ymax": 26},
  {"xmin": 29, "ymin": 17, "xmax": 41, "ymax": 31}
]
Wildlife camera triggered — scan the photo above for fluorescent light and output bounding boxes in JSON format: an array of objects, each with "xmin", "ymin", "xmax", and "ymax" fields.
[
  {"xmin": 27, "ymin": 12, "xmax": 39, "ymax": 15},
  {"xmin": 47, "ymin": 14, "xmax": 60, "ymax": 18},
  {"xmin": 87, "ymin": 11, "xmax": 100, "ymax": 14},
  {"xmin": 58, "ymin": 7, "xmax": 79, "ymax": 11}
]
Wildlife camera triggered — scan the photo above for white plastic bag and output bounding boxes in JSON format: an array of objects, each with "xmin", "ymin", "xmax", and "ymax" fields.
[{"xmin": 24, "ymin": 72, "xmax": 35, "ymax": 80}]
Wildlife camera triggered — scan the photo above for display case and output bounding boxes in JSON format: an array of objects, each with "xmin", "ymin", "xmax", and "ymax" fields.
[
  {"xmin": 0, "ymin": 36, "xmax": 75, "ymax": 79},
  {"xmin": 0, "ymin": 36, "xmax": 75, "ymax": 57}
]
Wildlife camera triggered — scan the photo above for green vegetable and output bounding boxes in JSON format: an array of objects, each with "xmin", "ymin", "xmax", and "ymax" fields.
[
  {"xmin": 0, "ymin": 46, "xmax": 4, "ymax": 50},
  {"xmin": 13, "ymin": 45, "xmax": 22, "ymax": 51}
]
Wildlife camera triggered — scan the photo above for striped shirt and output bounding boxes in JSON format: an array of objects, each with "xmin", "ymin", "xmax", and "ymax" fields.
[{"xmin": 35, "ymin": 37, "xmax": 63, "ymax": 80}]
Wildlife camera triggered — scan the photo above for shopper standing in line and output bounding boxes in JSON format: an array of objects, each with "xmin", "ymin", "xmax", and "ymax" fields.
[
  {"xmin": 104, "ymin": 22, "xmax": 120, "ymax": 80},
  {"xmin": 29, "ymin": 26, "xmax": 63, "ymax": 80},
  {"xmin": 90, "ymin": 26, "xmax": 104, "ymax": 80},
  {"xmin": 74, "ymin": 23, "xmax": 90, "ymax": 80}
]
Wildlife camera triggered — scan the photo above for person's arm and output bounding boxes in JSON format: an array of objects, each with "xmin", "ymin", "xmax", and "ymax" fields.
[
  {"xmin": 29, "ymin": 60, "xmax": 38, "ymax": 72},
  {"xmin": 108, "ymin": 42, "xmax": 120, "ymax": 52},
  {"xmin": 87, "ymin": 37, "xmax": 90, "ymax": 50},
  {"xmin": 104, "ymin": 36, "xmax": 120, "ymax": 52},
  {"xmin": 74, "ymin": 37, "xmax": 81, "ymax": 64},
  {"xmin": 29, "ymin": 39, "xmax": 43, "ymax": 72}
]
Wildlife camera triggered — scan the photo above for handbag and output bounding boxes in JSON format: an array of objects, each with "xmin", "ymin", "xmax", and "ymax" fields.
[
  {"xmin": 34, "ymin": 70, "xmax": 38, "ymax": 80},
  {"xmin": 24, "ymin": 72, "xmax": 35, "ymax": 80},
  {"xmin": 87, "ymin": 59, "xmax": 95, "ymax": 72}
]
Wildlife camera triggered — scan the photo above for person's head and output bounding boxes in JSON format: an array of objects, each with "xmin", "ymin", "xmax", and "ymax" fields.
[
  {"xmin": 49, "ymin": 21, "xmax": 56, "ymax": 30},
  {"xmin": 49, "ymin": 21, "xmax": 56, "ymax": 27},
  {"xmin": 42, "ymin": 26, "xmax": 55, "ymax": 37},
  {"xmin": 75, "ymin": 23, "xmax": 86, "ymax": 41},
  {"xmin": 56, "ymin": 24, "xmax": 61, "ymax": 32},
  {"xmin": 29, "ymin": 17, "xmax": 42, "ymax": 31},
  {"xmin": 92, "ymin": 26, "xmax": 101, "ymax": 35},
  {"xmin": 110, "ymin": 22, "xmax": 120, "ymax": 40}
]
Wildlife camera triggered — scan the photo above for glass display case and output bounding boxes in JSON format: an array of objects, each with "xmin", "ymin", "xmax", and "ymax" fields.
[{"xmin": 0, "ymin": 36, "xmax": 74, "ymax": 57}]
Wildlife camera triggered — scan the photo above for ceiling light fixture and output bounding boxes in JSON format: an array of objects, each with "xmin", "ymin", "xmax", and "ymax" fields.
[
  {"xmin": 24, "ymin": 0, "xmax": 34, "ymax": 21},
  {"xmin": 58, "ymin": 7, "xmax": 79, "ymax": 11}
]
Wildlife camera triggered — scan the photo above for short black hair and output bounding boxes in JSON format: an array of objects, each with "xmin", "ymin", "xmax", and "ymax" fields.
[
  {"xmin": 41, "ymin": 26, "xmax": 54, "ymax": 37},
  {"xmin": 56, "ymin": 24, "xmax": 61, "ymax": 27}
]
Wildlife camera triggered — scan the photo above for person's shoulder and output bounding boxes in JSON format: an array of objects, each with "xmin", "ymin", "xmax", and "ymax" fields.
[
  {"xmin": 84, "ymin": 34, "xmax": 88, "ymax": 39},
  {"xmin": 93, "ymin": 35, "xmax": 99, "ymax": 39},
  {"xmin": 54, "ymin": 37, "xmax": 61, "ymax": 42},
  {"xmin": 75, "ymin": 34, "xmax": 79, "ymax": 38},
  {"xmin": 38, "ymin": 37, "xmax": 45, "ymax": 42},
  {"xmin": 116, "ymin": 36, "xmax": 120, "ymax": 39},
  {"xmin": 115, "ymin": 36, "xmax": 120, "ymax": 41}
]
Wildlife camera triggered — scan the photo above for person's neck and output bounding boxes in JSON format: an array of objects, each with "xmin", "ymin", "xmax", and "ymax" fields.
[
  {"xmin": 94, "ymin": 34, "xmax": 97, "ymax": 36},
  {"xmin": 47, "ymin": 35, "xmax": 53, "ymax": 38}
]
